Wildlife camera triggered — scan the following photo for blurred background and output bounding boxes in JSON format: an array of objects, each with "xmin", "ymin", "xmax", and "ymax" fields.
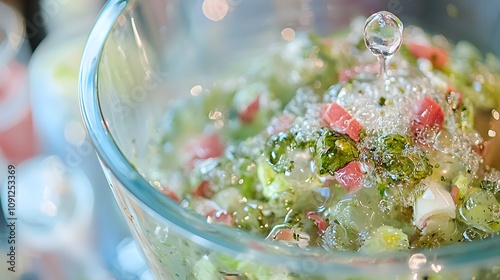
[{"xmin": 0, "ymin": 0, "xmax": 151, "ymax": 279}]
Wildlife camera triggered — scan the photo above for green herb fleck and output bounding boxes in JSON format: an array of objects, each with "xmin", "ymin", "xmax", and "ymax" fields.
[
  {"xmin": 374, "ymin": 134, "xmax": 431, "ymax": 187},
  {"xmin": 315, "ymin": 129, "xmax": 359, "ymax": 176},
  {"xmin": 265, "ymin": 132, "xmax": 296, "ymax": 173}
]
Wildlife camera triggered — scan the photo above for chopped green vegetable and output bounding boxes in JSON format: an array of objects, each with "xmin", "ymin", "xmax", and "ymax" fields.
[
  {"xmin": 329, "ymin": 187, "xmax": 385, "ymax": 234},
  {"xmin": 377, "ymin": 134, "xmax": 409, "ymax": 154},
  {"xmin": 265, "ymin": 132, "xmax": 297, "ymax": 174},
  {"xmin": 321, "ymin": 223, "xmax": 360, "ymax": 251},
  {"xmin": 360, "ymin": 225, "xmax": 409, "ymax": 254},
  {"xmin": 458, "ymin": 188, "xmax": 500, "ymax": 233},
  {"xmin": 373, "ymin": 134, "xmax": 431, "ymax": 187},
  {"xmin": 232, "ymin": 200, "xmax": 271, "ymax": 234},
  {"xmin": 193, "ymin": 255, "xmax": 221, "ymax": 280},
  {"xmin": 315, "ymin": 129, "xmax": 359, "ymax": 176},
  {"xmin": 263, "ymin": 174, "xmax": 292, "ymax": 199}
]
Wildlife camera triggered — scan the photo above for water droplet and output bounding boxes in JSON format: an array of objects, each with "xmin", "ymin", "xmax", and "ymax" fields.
[
  {"xmin": 364, "ymin": 11, "xmax": 404, "ymax": 80},
  {"xmin": 408, "ymin": 253, "xmax": 427, "ymax": 270},
  {"xmin": 446, "ymin": 90, "xmax": 461, "ymax": 110},
  {"xmin": 154, "ymin": 225, "xmax": 169, "ymax": 243},
  {"xmin": 321, "ymin": 224, "xmax": 355, "ymax": 251},
  {"xmin": 378, "ymin": 198, "xmax": 393, "ymax": 213},
  {"xmin": 364, "ymin": 11, "xmax": 404, "ymax": 56},
  {"xmin": 433, "ymin": 129, "xmax": 453, "ymax": 154},
  {"xmin": 416, "ymin": 129, "xmax": 437, "ymax": 146}
]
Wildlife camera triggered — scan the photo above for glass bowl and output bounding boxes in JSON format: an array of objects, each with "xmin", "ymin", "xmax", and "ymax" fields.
[{"xmin": 80, "ymin": 0, "xmax": 500, "ymax": 279}]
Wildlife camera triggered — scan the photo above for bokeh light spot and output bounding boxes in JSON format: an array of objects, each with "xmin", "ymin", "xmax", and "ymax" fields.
[
  {"xmin": 281, "ymin": 28, "xmax": 296, "ymax": 41},
  {"xmin": 202, "ymin": 0, "xmax": 229, "ymax": 22}
]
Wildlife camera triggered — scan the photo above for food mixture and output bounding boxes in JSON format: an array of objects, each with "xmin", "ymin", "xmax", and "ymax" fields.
[{"xmin": 153, "ymin": 12, "xmax": 500, "ymax": 258}]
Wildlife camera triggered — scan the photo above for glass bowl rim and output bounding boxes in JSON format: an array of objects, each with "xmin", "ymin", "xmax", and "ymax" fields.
[{"xmin": 79, "ymin": 0, "xmax": 500, "ymax": 274}]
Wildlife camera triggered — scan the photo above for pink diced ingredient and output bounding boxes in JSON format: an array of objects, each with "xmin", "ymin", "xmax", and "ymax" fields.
[
  {"xmin": 267, "ymin": 228, "xmax": 294, "ymax": 241},
  {"xmin": 196, "ymin": 199, "xmax": 234, "ymax": 226},
  {"xmin": 450, "ymin": 185, "xmax": 459, "ymax": 205},
  {"xmin": 406, "ymin": 42, "xmax": 449, "ymax": 69},
  {"xmin": 238, "ymin": 96, "xmax": 260, "ymax": 123},
  {"xmin": 208, "ymin": 209, "xmax": 234, "ymax": 227},
  {"xmin": 0, "ymin": 62, "xmax": 38, "ymax": 164},
  {"xmin": 334, "ymin": 161, "xmax": 364, "ymax": 193},
  {"xmin": 161, "ymin": 188, "xmax": 181, "ymax": 203},
  {"xmin": 322, "ymin": 102, "xmax": 363, "ymax": 142},
  {"xmin": 266, "ymin": 228, "xmax": 310, "ymax": 248},
  {"xmin": 186, "ymin": 134, "xmax": 224, "ymax": 168},
  {"xmin": 473, "ymin": 142, "xmax": 488, "ymax": 158},
  {"xmin": 192, "ymin": 181, "xmax": 214, "ymax": 198},
  {"xmin": 410, "ymin": 96, "xmax": 445, "ymax": 135},
  {"xmin": 306, "ymin": 211, "xmax": 328, "ymax": 232}
]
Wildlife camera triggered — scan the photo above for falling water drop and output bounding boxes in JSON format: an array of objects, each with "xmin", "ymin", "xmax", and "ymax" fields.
[{"xmin": 364, "ymin": 11, "xmax": 404, "ymax": 81}]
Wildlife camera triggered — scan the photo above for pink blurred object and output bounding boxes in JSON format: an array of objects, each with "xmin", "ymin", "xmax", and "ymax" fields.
[
  {"xmin": 0, "ymin": 61, "xmax": 38, "ymax": 164},
  {"xmin": 0, "ymin": 2, "xmax": 38, "ymax": 164}
]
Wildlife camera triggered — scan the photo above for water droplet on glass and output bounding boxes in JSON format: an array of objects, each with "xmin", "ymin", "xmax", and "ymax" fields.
[
  {"xmin": 154, "ymin": 225, "xmax": 169, "ymax": 243},
  {"xmin": 364, "ymin": 11, "xmax": 404, "ymax": 81},
  {"xmin": 408, "ymin": 253, "xmax": 427, "ymax": 270}
]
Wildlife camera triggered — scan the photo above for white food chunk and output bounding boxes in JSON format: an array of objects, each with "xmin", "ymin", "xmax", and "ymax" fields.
[{"xmin": 413, "ymin": 182, "xmax": 456, "ymax": 232}]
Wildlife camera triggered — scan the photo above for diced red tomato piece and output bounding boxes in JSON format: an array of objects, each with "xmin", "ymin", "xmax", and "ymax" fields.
[
  {"xmin": 306, "ymin": 211, "xmax": 328, "ymax": 232},
  {"xmin": 338, "ymin": 63, "xmax": 379, "ymax": 82},
  {"xmin": 411, "ymin": 96, "xmax": 445, "ymax": 135},
  {"xmin": 267, "ymin": 229, "xmax": 295, "ymax": 241},
  {"xmin": 186, "ymin": 134, "xmax": 224, "ymax": 168},
  {"xmin": 450, "ymin": 185, "xmax": 459, "ymax": 205},
  {"xmin": 322, "ymin": 102, "xmax": 363, "ymax": 142},
  {"xmin": 266, "ymin": 228, "xmax": 310, "ymax": 248},
  {"xmin": 161, "ymin": 188, "xmax": 181, "ymax": 203},
  {"xmin": 208, "ymin": 209, "xmax": 234, "ymax": 226},
  {"xmin": 406, "ymin": 42, "xmax": 449, "ymax": 69},
  {"xmin": 473, "ymin": 142, "xmax": 488, "ymax": 158},
  {"xmin": 192, "ymin": 181, "xmax": 214, "ymax": 198},
  {"xmin": 239, "ymin": 96, "xmax": 260, "ymax": 123},
  {"xmin": 334, "ymin": 161, "xmax": 364, "ymax": 193}
]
